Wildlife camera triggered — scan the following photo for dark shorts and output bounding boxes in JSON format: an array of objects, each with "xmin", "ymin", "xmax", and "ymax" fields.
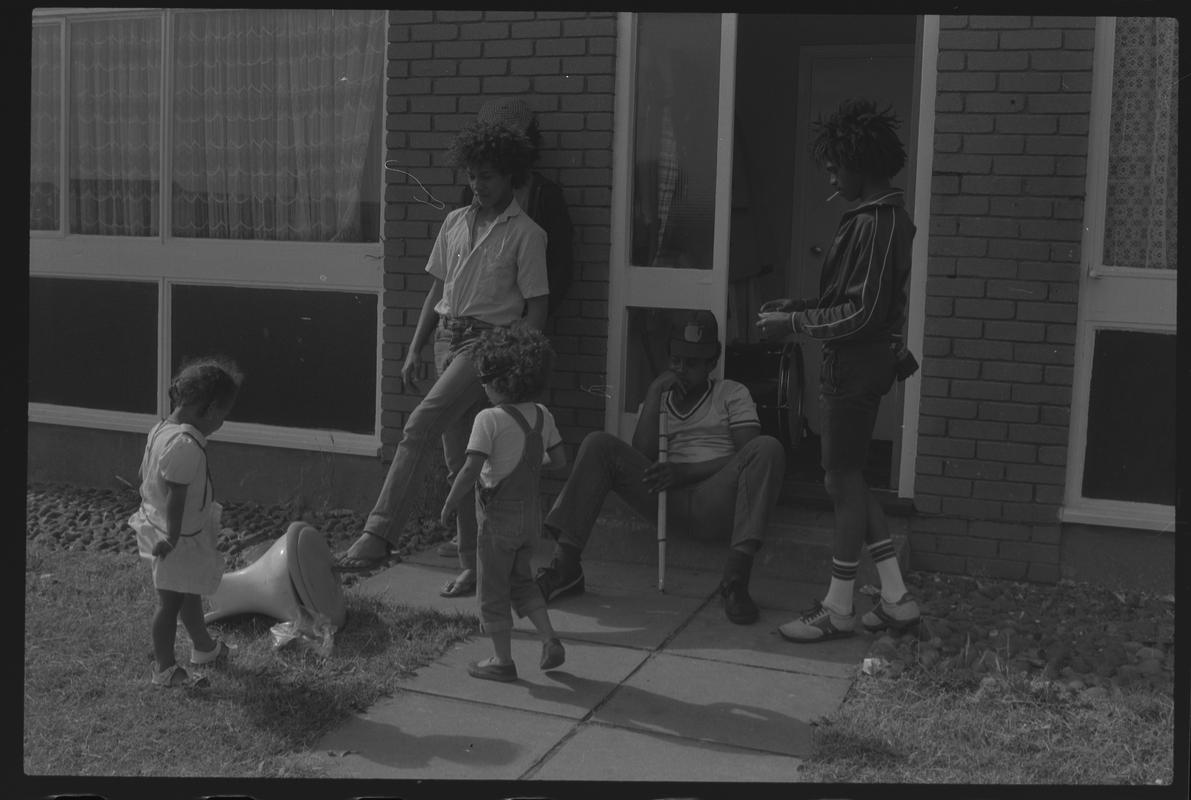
[{"xmin": 818, "ymin": 340, "xmax": 897, "ymax": 472}]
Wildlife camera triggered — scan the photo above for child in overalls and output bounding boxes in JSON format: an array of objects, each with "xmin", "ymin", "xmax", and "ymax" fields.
[
  {"xmin": 440, "ymin": 323, "xmax": 567, "ymax": 682},
  {"xmin": 128, "ymin": 356, "xmax": 243, "ymax": 687}
]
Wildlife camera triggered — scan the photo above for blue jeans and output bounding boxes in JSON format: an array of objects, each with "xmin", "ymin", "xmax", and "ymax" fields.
[
  {"xmin": 543, "ymin": 431, "xmax": 786, "ymax": 552},
  {"xmin": 364, "ymin": 322, "xmax": 486, "ymax": 569}
]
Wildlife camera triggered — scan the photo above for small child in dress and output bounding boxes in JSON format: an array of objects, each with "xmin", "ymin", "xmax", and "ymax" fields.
[
  {"xmin": 128, "ymin": 356, "xmax": 244, "ymax": 688},
  {"xmin": 440, "ymin": 322, "xmax": 568, "ymax": 681}
]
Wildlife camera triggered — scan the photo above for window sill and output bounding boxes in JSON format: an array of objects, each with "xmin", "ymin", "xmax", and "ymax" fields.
[{"xmin": 1059, "ymin": 499, "xmax": 1176, "ymax": 533}]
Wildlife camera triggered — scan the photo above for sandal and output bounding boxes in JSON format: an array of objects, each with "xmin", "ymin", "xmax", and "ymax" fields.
[
  {"xmin": 151, "ymin": 663, "xmax": 210, "ymax": 689},
  {"xmin": 190, "ymin": 639, "xmax": 231, "ymax": 666},
  {"xmin": 439, "ymin": 572, "xmax": 476, "ymax": 597},
  {"xmin": 333, "ymin": 533, "xmax": 398, "ymax": 573}
]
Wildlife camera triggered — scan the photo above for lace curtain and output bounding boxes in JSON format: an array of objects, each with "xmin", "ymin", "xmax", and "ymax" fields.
[
  {"xmin": 69, "ymin": 16, "xmax": 163, "ymax": 236},
  {"xmin": 30, "ymin": 25, "xmax": 60, "ymax": 231},
  {"xmin": 171, "ymin": 9, "xmax": 385, "ymax": 241},
  {"xmin": 1102, "ymin": 17, "xmax": 1179, "ymax": 271}
]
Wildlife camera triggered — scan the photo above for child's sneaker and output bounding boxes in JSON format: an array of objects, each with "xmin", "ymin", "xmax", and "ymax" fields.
[
  {"xmin": 190, "ymin": 638, "xmax": 232, "ymax": 666},
  {"xmin": 777, "ymin": 601, "xmax": 855, "ymax": 643},
  {"xmin": 860, "ymin": 592, "xmax": 921, "ymax": 633},
  {"xmin": 151, "ymin": 663, "xmax": 210, "ymax": 688}
]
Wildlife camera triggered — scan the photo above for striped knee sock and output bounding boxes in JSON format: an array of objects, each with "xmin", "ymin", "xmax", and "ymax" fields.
[
  {"xmin": 868, "ymin": 538, "xmax": 907, "ymax": 603},
  {"xmin": 823, "ymin": 558, "xmax": 858, "ymax": 615}
]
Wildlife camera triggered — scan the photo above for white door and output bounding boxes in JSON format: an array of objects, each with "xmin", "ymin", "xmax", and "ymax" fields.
[
  {"xmin": 1062, "ymin": 17, "xmax": 1177, "ymax": 531},
  {"xmin": 606, "ymin": 13, "xmax": 738, "ymax": 438},
  {"xmin": 789, "ymin": 45, "xmax": 915, "ymax": 487}
]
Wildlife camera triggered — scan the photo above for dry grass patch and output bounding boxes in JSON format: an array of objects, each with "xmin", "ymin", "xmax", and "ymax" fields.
[
  {"xmin": 800, "ymin": 670, "xmax": 1175, "ymax": 784},
  {"xmin": 24, "ymin": 545, "xmax": 478, "ymax": 778}
]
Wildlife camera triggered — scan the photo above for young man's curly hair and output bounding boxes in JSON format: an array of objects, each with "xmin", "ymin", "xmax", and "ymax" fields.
[
  {"xmin": 447, "ymin": 121, "xmax": 534, "ymax": 189},
  {"xmin": 470, "ymin": 322, "xmax": 555, "ymax": 404},
  {"xmin": 810, "ymin": 98, "xmax": 907, "ymax": 180}
]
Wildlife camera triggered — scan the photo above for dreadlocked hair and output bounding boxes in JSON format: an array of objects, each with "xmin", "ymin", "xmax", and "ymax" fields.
[
  {"xmin": 448, "ymin": 121, "xmax": 534, "ymax": 189},
  {"xmin": 471, "ymin": 322, "xmax": 555, "ymax": 404},
  {"xmin": 167, "ymin": 355, "xmax": 244, "ymax": 414},
  {"xmin": 810, "ymin": 98, "xmax": 907, "ymax": 180}
]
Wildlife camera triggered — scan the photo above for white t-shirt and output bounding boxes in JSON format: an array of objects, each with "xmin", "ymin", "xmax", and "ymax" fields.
[
  {"xmin": 466, "ymin": 402, "xmax": 563, "ymax": 488},
  {"xmin": 654, "ymin": 379, "xmax": 760, "ymax": 464}
]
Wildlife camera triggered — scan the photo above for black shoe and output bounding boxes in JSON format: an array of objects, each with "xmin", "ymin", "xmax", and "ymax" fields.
[
  {"xmin": 720, "ymin": 578, "xmax": 759, "ymax": 625},
  {"xmin": 535, "ymin": 560, "xmax": 585, "ymax": 603}
]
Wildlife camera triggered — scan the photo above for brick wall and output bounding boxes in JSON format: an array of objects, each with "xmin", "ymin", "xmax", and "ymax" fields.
[
  {"xmin": 911, "ymin": 15, "xmax": 1096, "ymax": 583},
  {"xmin": 381, "ymin": 10, "xmax": 617, "ymax": 479}
]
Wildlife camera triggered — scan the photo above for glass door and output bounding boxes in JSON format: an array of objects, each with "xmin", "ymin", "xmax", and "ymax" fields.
[{"xmin": 607, "ymin": 12, "xmax": 737, "ymax": 437}]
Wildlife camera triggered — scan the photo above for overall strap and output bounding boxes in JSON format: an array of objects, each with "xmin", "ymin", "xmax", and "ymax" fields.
[{"xmin": 139, "ymin": 424, "xmax": 213, "ymax": 535}]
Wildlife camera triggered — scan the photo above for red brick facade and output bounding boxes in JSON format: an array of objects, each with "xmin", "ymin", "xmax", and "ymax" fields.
[
  {"xmin": 381, "ymin": 10, "xmax": 617, "ymax": 466},
  {"xmin": 910, "ymin": 15, "xmax": 1096, "ymax": 582}
]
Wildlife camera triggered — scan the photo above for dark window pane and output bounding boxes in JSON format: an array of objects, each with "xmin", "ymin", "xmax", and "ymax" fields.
[
  {"xmin": 29, "ymin": 277, "xmax": 158, "ymax": 413},
  {"xmin": 171, "ymin": 285, "xmax": 377, "ymax": 434},
  {"xmin": 1082, "ymin": 329, "xmax": 1175, "ymax": 505}
]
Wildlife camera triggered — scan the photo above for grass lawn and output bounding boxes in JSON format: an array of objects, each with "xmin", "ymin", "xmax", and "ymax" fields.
[
  {"xmin": 24, "ymin": 544, "xmax": 478, "ymax": 778},
  {"xmin": 799, "ymin": 659, "xmax": 1175, "ymax": 784}
]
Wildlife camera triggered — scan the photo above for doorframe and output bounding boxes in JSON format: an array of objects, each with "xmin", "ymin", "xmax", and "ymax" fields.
[{"xmin": 606, "ymin": 12, "xmax": 738, "ymax": 439}]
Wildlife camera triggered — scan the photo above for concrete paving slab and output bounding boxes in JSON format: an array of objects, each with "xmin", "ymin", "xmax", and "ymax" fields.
[
  {"xmin": 593, "ymin": 652, "xmax": 853, "ymax": 757},
  {"xmin": 529, "ymin": 722, "xmax": 807, "ymax": 782},
  {"xmin": 511, "ymin": 578, "xmax": 708, "ymax": 650},
  {"xmin": 310, "ymin": 690, "xmax": 575, "ymax": 781},
  {"xmin": 398, "ymin": 636, "xmax": 650, "ymax": 720},
  {"xmin": 353, "ymin": 561, "xmax": 482, "ymax": 617},
  {"xmin": 663, "ymin": 601, "xmax": 872, "ymax": 680}
]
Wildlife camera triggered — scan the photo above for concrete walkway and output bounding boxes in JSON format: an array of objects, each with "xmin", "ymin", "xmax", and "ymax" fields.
[{"xmin": 308, "ymin": 542, "xmax": 879, "ymax": 783}]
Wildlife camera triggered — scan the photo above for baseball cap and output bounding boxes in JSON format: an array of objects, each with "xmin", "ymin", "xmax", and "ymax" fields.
[{"xmin": 669, "ymin": 310, "xmax": 721, "ymax": 359}]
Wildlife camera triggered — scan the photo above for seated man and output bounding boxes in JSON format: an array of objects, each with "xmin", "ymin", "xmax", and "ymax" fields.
[{"xmin": 535, "ymin": 310, "xmax": 786, "ymax": 624}]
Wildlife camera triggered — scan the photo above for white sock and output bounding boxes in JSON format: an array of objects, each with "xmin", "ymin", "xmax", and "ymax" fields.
[
  {"xmin": 823, "ymin": 558, "xmax": 858, "ymax": 614},
  {"xmin": 869, "ymin": 539, "xmax": 907, "ymax": 603}
]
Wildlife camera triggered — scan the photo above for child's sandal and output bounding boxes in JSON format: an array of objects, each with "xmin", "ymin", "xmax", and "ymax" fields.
[
  {"xmin": 190, "ymin": 639, "xmax": 231, "ymax": 666},
  {"xmin": 151, "ymin": 663, "xmax": 210, "ymax": 689}
]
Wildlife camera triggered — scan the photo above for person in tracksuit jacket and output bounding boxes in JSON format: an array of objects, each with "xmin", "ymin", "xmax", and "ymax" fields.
[{"xmin": 757, "ymin": 98, "xmax": 921, "ymax": 643}]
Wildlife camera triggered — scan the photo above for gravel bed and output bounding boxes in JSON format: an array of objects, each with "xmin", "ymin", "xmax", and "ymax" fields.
[{"xmin": 26, "ymin": 481, "xmax": 1174, "ymax": 698}]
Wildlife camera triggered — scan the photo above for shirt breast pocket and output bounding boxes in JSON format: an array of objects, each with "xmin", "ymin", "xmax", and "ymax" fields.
[{"xmin": 476, "ymin": 247, "xmax": 518, "ymax": 304}]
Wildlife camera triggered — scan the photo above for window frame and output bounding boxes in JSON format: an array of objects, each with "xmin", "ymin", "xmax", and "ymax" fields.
[
  {"xmin": 28, "ymin": 8, "xmax": 386, "ymax": 456},
  {"xmin": 1061, "ymin": 16, "xmax": 1177, "ymax": 531}
]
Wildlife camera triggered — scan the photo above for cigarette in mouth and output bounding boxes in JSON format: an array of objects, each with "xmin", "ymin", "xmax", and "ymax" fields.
[{"xmin": 826, "ymin": 191, "xmax": 840, "ymax": 202}]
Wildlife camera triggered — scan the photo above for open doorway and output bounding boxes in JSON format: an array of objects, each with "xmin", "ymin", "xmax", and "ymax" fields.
[{"xmin": 724, "ymin": 14, "xmax": 920, "ymax": 502}]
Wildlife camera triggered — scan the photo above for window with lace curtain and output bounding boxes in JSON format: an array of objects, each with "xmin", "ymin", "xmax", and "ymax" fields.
[
  {"xmin": 1100, "ymin": 17, "xmax": 1178, "ymax": 271},
  {"xmin": 29, "ymin": 9, "xmax": 385, "ymax": 242},
  {"xmin": 29, "ymin": 9, "xmax": 385, "ymax": 445}
]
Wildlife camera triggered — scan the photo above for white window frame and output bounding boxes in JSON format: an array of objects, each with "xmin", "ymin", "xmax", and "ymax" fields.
[
  {"xmin": 1060, "ymin": 17, "xmax": 1177, "ymax": 531},
  {"xmin": 28, "ymin": 8, "xmax": 385, "ymax": 456}
]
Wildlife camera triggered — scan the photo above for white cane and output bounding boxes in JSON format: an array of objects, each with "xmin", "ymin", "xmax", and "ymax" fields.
[{"xmin": 657, "ymin": 390, "xmax": 670, "ymax": 593}]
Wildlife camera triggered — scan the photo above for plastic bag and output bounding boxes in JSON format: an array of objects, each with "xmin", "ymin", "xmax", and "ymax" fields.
[{"xmin": 269, "ymin": 607, "xmax": 336, "ymax": 656}]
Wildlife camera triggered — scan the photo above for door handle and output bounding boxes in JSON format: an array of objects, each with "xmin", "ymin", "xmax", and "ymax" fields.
[{"xmin": 810, "ymin": 245, "xmax": 823, "ymax": 256}]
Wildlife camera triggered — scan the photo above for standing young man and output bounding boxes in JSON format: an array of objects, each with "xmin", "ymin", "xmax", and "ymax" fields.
[{"xmin": 757, "ymin": 98, "xmax": 921, "ymax": 642}]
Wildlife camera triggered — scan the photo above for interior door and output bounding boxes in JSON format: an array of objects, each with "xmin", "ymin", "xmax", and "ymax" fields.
[
  {"xmin": 606, "ymin": 13, "xmax": 737, "ymax": 439},
  {"xmin": 790, "ymin": 45, "xmax": 914, "ymax": 488}
]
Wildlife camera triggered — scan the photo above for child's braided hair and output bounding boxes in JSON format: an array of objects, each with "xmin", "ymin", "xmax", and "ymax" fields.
[
  {"xmin": 810, "ymin": 98, "xmax": 907, "ymax": 180},
  {"xmin": 168, "ymin": 355, "xmax": 244, "ymax": 415},
  {"xmin": 470, "ymin": 322, "xmax": 554, "ymax": 404},
  {"xmin": 447, "ymin": 120, "xmax": 534, "ymax": 189}
]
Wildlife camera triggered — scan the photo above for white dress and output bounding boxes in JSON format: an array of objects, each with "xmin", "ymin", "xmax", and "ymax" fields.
[{"xmin": 127, "ymin": 420, "xmax": 224, "ymax": 595}]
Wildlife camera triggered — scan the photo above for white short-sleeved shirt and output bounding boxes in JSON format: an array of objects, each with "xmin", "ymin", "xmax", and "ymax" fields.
[
  {"xmin": 427, "ymin": 198, "xmax": 549, "ymax": 326},
  {"xmin": 653, "ymin": 379, "xmax": 760, "ymax": 464},
  {"xmin": 466, "ymin": 402, "xmax": 563, "ymax": 488},
  {"xmin": 133, "ymin": 420, "xmax": 212, "ymax": 535}
]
